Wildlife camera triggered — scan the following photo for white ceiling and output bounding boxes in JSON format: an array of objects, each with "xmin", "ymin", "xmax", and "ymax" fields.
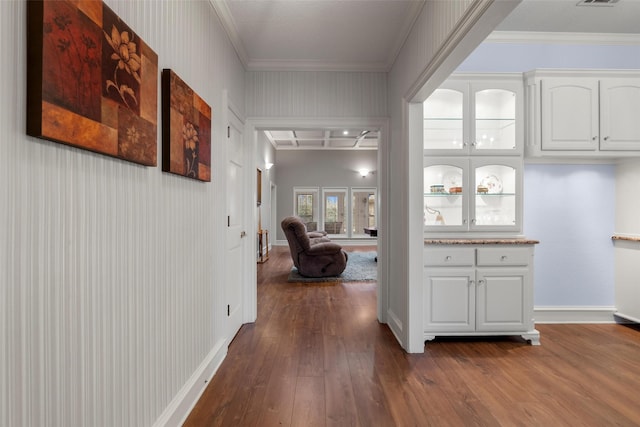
[
  {"xmin": 211, "ymin": 0, "xmax": 640, "ymax": 151},
  {"xmin": 213, "ymin": 0, "xmax": 640, "ymax": 73}
]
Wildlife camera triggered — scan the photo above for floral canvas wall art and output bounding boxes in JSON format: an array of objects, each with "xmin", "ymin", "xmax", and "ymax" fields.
[
  {"xmin": 27, "ymin": 0, "xmax": 158, "ymax": 166},
  {"xmin": 161, "ymin": 69, "xmax": 211, "ymax": 182}
]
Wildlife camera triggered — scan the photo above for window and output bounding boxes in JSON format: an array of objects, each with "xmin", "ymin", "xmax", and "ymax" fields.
[
  {"xmin": 351, "ymin": 188, "xmax": 377, "ymax": 237},
  {"xmin": 292, "ymin": 186, "xmax": 377, "ymax": 238},
  {"xmin": 293, "ymin": 187, "xmax": 319, "ymax": 231},
  {"xmin": 297, "ymin": 194, "xmax": 314, "ymax": 219},
  {"xmin": 322, "ymin": 188, "xmax": 347, "ymax": 236}
]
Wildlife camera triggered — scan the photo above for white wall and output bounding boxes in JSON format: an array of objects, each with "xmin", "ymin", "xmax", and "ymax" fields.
[
  {"xmin": 386, "ymin": 0, "xmax": 477, "ymax": 354},
  {"xmin": 614, "ymin": 160, "xmax": 640, "ymax": 322},
  {"xmin": 245, "ymin": 71, "xmax": 387, "ymax": 118},
  {"xmin": 0, "ymin": 1, "xmax": 244, "ymax": 426},
  {"xmin": 615, "ymin": 160, "xmax": 640, "ymax": 234}
]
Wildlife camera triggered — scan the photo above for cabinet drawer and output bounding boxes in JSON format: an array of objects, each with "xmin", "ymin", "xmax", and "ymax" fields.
[
  {"xmin": 476, "ymin": 247, "xmax": 530, "ymax": 266},
  {"xmin": 424, "ymin": 247, "xmax": 475, "ymax": 267}
]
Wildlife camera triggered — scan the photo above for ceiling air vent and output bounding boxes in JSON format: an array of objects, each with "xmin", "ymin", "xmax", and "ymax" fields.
[{"xmin": 576, "ymin": 0, "xmax": 620, "ymax": 6}]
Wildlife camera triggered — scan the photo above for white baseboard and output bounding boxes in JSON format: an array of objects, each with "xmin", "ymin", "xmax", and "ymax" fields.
[
  {"xmin": 386, "ymin": 309, "xmax": 404, "ymax": 347},
  {"xmin": 534, "ymin": 306, "xmax": 617, "ymax": 324},
  {"xmin": 613, "ymin": 312, "xmax": 640, "ymax": 324},
  {"xmin": 153, "ymin": 339, "xmax": 227, "ymax": 427}
]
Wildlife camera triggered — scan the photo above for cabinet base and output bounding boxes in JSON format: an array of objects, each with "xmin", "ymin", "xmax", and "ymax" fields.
[
  {"xmin": 424, "ymin": 329, "xmax": 541, "ymax": 346},
  {"xmin": 521, "ymin": 329, "xmax": 540, "ymax": 345}
]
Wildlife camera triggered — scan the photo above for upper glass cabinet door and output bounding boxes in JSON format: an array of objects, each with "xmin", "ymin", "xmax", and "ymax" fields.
[
  {"xmin": 474, "ymin": 89, "xmax": 516, "ymax": 151},
  {"xmin": 423, "ymin": 77, "xmax": 523, "ymax": 155},
  {"xmin": 423, "ymin": 87, "xmax": 465, "ymax": 151}
]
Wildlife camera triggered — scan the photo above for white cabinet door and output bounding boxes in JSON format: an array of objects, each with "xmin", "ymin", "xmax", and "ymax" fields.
[
  {"xmin": 600, "ymin": 78, "xmax": 640, "ymax": 151},
  {"xmin": 541, "ymin": 78, "xmax": 599, "ymax": 151},
  {"xmin": 476, "ymin": 268, "xmax": 529, "ymax": 332},
  {"xmin": 424, "ymin": 268, "xmax": 475, "ymax": 332}
]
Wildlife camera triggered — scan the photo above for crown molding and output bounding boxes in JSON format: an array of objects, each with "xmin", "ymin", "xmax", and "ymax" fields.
[
  {"xmin": 208, "ymin": 0, "xmax": 249, "ymax": 69},
  {"xmin": 246, "ymin": 59, "xmax": 389, "ymax": 73},
  {"xmin": 386, "ymin": 0, "xmax": 426, "ymax": 72},
  {"xmin": 487, "ymin": 31, "xmax": 640, "ymax": 45}
]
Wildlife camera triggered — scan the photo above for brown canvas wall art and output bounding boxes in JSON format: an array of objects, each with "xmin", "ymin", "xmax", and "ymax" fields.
[
  {"xmin": 161, "ymin": 69, "xmax": 212, "ymax": 182},
  {"xmin": 27, "ymin": 0, "xmax": 158, "ymax": 166}
]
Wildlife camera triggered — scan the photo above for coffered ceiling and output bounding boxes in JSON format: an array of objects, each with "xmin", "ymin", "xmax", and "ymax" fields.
[{"xmin": 265, "ymin": 129, "xmax": 379, "ymax": 150}]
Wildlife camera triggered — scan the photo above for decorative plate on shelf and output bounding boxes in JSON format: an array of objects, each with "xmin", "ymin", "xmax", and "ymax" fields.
[{"xmin": 479, "ymin": 174, "xmax": 503, "ymax": 194}]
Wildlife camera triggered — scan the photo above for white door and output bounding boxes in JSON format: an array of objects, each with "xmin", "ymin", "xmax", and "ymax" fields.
[{"xmin": 226, "ymin": 109, "xmax": 245, "ymax": 341}]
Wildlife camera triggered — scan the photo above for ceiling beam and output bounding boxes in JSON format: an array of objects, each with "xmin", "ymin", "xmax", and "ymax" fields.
[
  {"xmin": 354, "ymin": 130, "xmax": 371, "ymax": 148},
  {"xmin": 323, "ymin": 130, "xmax": 331, "ymax": 148}
]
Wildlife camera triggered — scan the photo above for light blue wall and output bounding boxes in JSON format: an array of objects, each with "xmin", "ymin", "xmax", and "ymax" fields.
[
  {"xmin": 457, "ymin": 43, "xmax": 640, "ymax": 72},
  {"xmin": 524, "ymin": 164, "xmax": 615, "ymax": 306},
  {"xmin": 455, "ymin": 41, "xmax": 634, "ymax": 307}
]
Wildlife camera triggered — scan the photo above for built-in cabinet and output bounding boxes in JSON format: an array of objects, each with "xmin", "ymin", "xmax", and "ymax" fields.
[
  {"xmin": 525, "ymin": 69, "xmax": 640, "ymax": 158},
  {"xmin": 422, "ymin": 73, "xmax": 538, "ymax": 345},
  {"xmin": 423, "ymin": 243, "xmax": 540, "ymax": 344}
]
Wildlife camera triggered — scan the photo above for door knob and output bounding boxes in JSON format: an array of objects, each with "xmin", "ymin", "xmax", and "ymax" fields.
[{"xmin": 240, "ymin": 231, "xmax": 247, "ymax": 238}]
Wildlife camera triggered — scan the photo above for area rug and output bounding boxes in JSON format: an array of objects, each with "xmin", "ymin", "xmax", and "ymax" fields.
[{"xmin": 287, "ymin": 251, "xmax": 377, "ymax": 283}]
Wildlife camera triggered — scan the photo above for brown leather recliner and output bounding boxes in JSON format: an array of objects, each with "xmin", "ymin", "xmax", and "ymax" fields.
[{"xmin": 281, "ymin": 216, "xmax": 348, "ymax": 277}]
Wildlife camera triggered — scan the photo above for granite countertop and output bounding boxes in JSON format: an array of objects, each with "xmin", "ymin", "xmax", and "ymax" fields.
[
  {"xmin": 612, "ymin": 235, "xmax": 640, "ymax": 243},
  {"xmin": 424, "ymin": 238, "xmax": 540, "ymax": 245}
]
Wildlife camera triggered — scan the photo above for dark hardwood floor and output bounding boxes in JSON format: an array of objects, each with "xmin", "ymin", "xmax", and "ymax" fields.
[{"xmin": 184, "ymin": 245, "xmax": 640, "ymax": 426}]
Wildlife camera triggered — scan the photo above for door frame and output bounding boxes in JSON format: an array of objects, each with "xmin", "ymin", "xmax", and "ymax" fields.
[{"xmin": 244, "ymin": 117, "xmax": 389, "ymax": 324}]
